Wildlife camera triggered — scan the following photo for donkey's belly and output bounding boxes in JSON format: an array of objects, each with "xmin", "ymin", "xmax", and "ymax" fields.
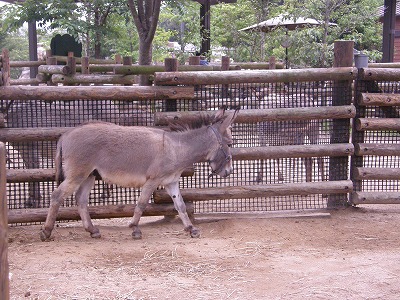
[{"xmin": 99, "ymin": 170, "xmax": 147, "ymax": 188}]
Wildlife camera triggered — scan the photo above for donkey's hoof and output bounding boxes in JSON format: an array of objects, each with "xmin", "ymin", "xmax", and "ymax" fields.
[
  {"xmin": 132, "ymin": 231, "xmax": 142, "ymax": 240},
  {"xmin": 190, "ymin": 227, "xmax": 201, "ymax": 238},
  {"xmin": 39, "ymin": 229, "xmax": 51, "ymax": 242},
  {"xmin": 90, "ymin": 232, "xmax": 101, "ymax": 239}
]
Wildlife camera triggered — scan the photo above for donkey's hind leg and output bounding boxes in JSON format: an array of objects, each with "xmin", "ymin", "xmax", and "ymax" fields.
[
  {"xmin": 40, "ymin": 179, "xmax": 81, "ymax": 241},
  {"xmin": 165, "ymin": 181, "xmax": 200, "ymax": 238},
  {"xmin": 75, "ymin": 175, "xmax": 100, "ymax": 238}
]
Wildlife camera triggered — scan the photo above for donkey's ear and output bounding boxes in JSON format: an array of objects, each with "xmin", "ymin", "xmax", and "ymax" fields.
[
  {"xmin": 214, "ymin": 106, "xmax": 227, "ymax": 120},
  {"xmin": 217, "ymin": 107, "xmax": 239, "ymax": 131}
]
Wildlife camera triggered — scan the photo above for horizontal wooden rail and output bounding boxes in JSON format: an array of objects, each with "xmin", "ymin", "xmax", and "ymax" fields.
[
  {"xmin": 155, "ymin": 105, "xmax": 356, "ymax": 125},
  {"xmin": 0, "ymin": 127, "xmax": 69, "ymax": 142},
  {"xmin": 354, "ymin": 143, "xmax": 400, "ymax": 156},
  {"xmin": 51, "ymin": 74, "xmax": 137, "ymax": 85},
  {"xmin": 353, "ymin": 167, "xmax": 400, "ymax": 180},
  {"xmin": 154, "ymin": 67, "xmax": 357, "ymax": 85},
  {"xmin": 359, "ymin": 93, "xmax": 400, "ymax": 106},
  {"xmin": 356, "ymin": 118, "xmax": 400, "ymax": 131},
  {"xmin": 232, "ymin": 144, "xmax": 354, "ymax": 160},
  {"xmin": 0, "ymin": 85, "xmax": 194, "ymax": 101},
  {"xmin": 229, "ymin": 62, "xmax": 284, "ymax": 70},
  {"xmin": 113, "ymin": 65, "xmax": 216, "ymax": 75},
  {"xmin": 10, "ymin": 78, "xmax": 43, "ymax": 86},
  {"xmin": 38, "ymin": 65, "xmax": 71, "ymax": 75},
  {"xmin": 351, "ymin": 192, "xmax": 400, "ymax": 205},
  {"xmin": 368, "ymin": 63, "xmax": 400, "ymax": 68},
  {"xmin": 359, "ymin": 67, "xmax": 400, "ymax": 81},
  {"xmin": 7, "ymin": 202, "xmax": 191, "ymax": 224},
  {"xmin": 53, "ymin": 56, "xmax": 117, "ymax": 65},
  {"xmin": 153, "ymin": 180, "xmax": 353, "ymax": 204},
  {"xmin": 6, "ymin": 167, "xmax": 194, "ymax": 183},
  {"xmin": 9, "ymin": 60, "xmax": 46, "ymax": 68}
]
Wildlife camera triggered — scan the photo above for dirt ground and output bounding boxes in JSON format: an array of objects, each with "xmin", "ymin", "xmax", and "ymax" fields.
[{"xmin": 6, "ymin": 205, "xmax": 400, "ymax": 300}]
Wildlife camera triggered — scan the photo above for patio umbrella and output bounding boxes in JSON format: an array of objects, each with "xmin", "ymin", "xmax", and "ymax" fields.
[{"xmin": 239, "ymin": 14, "xmax": 336, "ymax": 67}]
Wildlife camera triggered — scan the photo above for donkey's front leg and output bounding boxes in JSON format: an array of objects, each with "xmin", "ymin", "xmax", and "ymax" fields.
[
  {"xmin": 129, "ymin": 182, "xmax": 157, "ymax": 239},
  {"xmin": 165, "ymin": 181, "xmax": 200, "ymax": 238}
]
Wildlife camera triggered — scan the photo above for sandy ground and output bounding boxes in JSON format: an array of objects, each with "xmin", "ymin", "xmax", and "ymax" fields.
[{"xmin": 6, "ymin": 205, "xmax": 400, "ymax": 300}]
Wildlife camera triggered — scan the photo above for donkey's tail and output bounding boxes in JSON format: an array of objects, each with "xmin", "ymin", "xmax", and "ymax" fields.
[{"xmin": 55, "ymin": 139, "xmax": 64, "ymax": 185}]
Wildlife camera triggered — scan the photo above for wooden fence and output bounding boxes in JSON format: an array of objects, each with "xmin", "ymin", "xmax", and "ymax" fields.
[
  {"xmin": 1, "ymin": 40, "xmax": 400, "ymax": 228},
  {"xmin": 351, "ymin": 67, "xmax": 400, "ymax": 205}
]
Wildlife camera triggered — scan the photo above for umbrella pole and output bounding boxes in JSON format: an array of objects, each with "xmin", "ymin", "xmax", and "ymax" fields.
[
  {"xmin": 285, "ymin": 47, "xmax": 288, "ymax": 69},
  {"xmin": 285, "ymin": 29, "xmax": 289, "ymax": 69}
]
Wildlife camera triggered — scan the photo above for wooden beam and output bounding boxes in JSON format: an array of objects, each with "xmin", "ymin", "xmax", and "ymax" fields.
[
  {"xmin": 113, "ymin": 64, "xmax": 215, "ymax": 75},
  {"xmin": 7, "ymin": 203, "xmax": 192, "ymax": 224},
  {"xmin": 153, "ymin": 180, "xmax": 353, "ymax": 203},
  {"xmin": 0, "ymin": 85, "xmax": 195, "ymax": 101},
  {"xmin": 232, "ymin": 144, "xmax": 354, "ymax": 160},
  {"xmin": 51, "ymin": 74, "xmax": 138, "ymax": 85},
  {"xmin": 154, "ymin": 67, "xmax": 357, "ymax": 85},
  {"xmin": 155, "ymin": 105, "xmax": 356, "ymax": 125},
  {"xmin": 354, "ymin": 143, "xmax": 400, "ymax": 156},
  {"xmin": 358, "ymin": 68, "xmax": 400, "ymax": 81},
  {"xmin": 352, "ymin": 192, "xmax": 400, "ymax": 205},
  {"xmin": 353, "ymin": 167, "xmax": 400, "ymax": 180},
  {"xmin": 38, "ymin": 65, "xmax": 71, "ymax": 75},
  {"xmin": 0, "ymin": 142, "xmax": 9, "ymax": 300},
  {"xmin": 356, "ymin": 118, "xmax": 400, "ymax": 131},
  {"xmin": 6, "ymin": 166, "xmax": 195, "ymax": 183},
  {"xmin": 0, "ymin": 127, "xmax": 68, "ymax": 142},
  {"xmin": 359, "ymin": 93, "xmax": 400, "ymax": 106}
]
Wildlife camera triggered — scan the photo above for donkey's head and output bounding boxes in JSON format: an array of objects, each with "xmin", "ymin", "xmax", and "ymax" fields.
[{"xmin": 207, "ymin": 107, "xmax": 239, "ymax": 177}]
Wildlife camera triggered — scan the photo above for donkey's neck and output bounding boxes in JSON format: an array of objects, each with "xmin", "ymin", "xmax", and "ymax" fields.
[{"xmin": 168, "ymin": 126, "xmax": 215, "ymax": 166}]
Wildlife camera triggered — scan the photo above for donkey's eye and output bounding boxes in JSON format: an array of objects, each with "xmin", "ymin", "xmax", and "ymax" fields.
[{"xmin": 227, "ymin": 144, "xmax": 233, "ymax": 148}]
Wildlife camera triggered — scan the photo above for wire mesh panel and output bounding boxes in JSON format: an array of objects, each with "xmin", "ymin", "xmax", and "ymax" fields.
[{"xmin": 174, "ymin": 80, "xmax": 349, "ymax": 212}]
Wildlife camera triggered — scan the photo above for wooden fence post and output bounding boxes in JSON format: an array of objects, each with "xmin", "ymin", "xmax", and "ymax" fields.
[
  {"xmin": 0, "ymin": 142, "xmax": 9, "ymax": 300},
  {"xmin": 164, "ymin": 58, "xmax": 178, "ymax": 112},
  {"xmin": 328, "ymin": 40, "xmax": 354, "ymax": 207},
  {"xmin": 221, "ymin": 56, "xmax": 230, "ymax": 98}
]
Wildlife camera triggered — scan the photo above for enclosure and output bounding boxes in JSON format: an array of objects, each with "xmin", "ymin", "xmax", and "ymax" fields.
[
  {"xmin": 1, "ymin": 40, "xmax": 400, "ymax": 299},
  {"xmin": 0, "ymin": 40, "xmax": 399, "ymax": 223}
]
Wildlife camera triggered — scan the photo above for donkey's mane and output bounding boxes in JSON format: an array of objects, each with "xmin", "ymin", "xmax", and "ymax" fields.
[{"xmin": 168, "ymin": 113, "xmax": 226, "ymax": 132}]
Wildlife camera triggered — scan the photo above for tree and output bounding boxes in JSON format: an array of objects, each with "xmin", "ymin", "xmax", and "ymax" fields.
[
  {"xmin": 127, "ymin": 0, "xmax": 161, "ymax": 65},
  {"xmin": 0, "ymin": 0, "xmax": 128, "ymax": 59}
]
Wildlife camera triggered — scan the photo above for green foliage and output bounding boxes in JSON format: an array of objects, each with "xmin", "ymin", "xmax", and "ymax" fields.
[{"xmin": 0, "ymin": 0, "xmax": 385, "ymax": 65}]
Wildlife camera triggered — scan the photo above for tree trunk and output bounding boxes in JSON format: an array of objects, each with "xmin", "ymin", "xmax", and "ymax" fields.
[{"xmin": 138, "ymin": 39, "xmax": 153, "ymax": 85}]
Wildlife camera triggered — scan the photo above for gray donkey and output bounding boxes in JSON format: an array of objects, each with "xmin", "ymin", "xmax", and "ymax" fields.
[{"xmin": 40, "ymin": 107, "xmax": 239, "ymax": 241}]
